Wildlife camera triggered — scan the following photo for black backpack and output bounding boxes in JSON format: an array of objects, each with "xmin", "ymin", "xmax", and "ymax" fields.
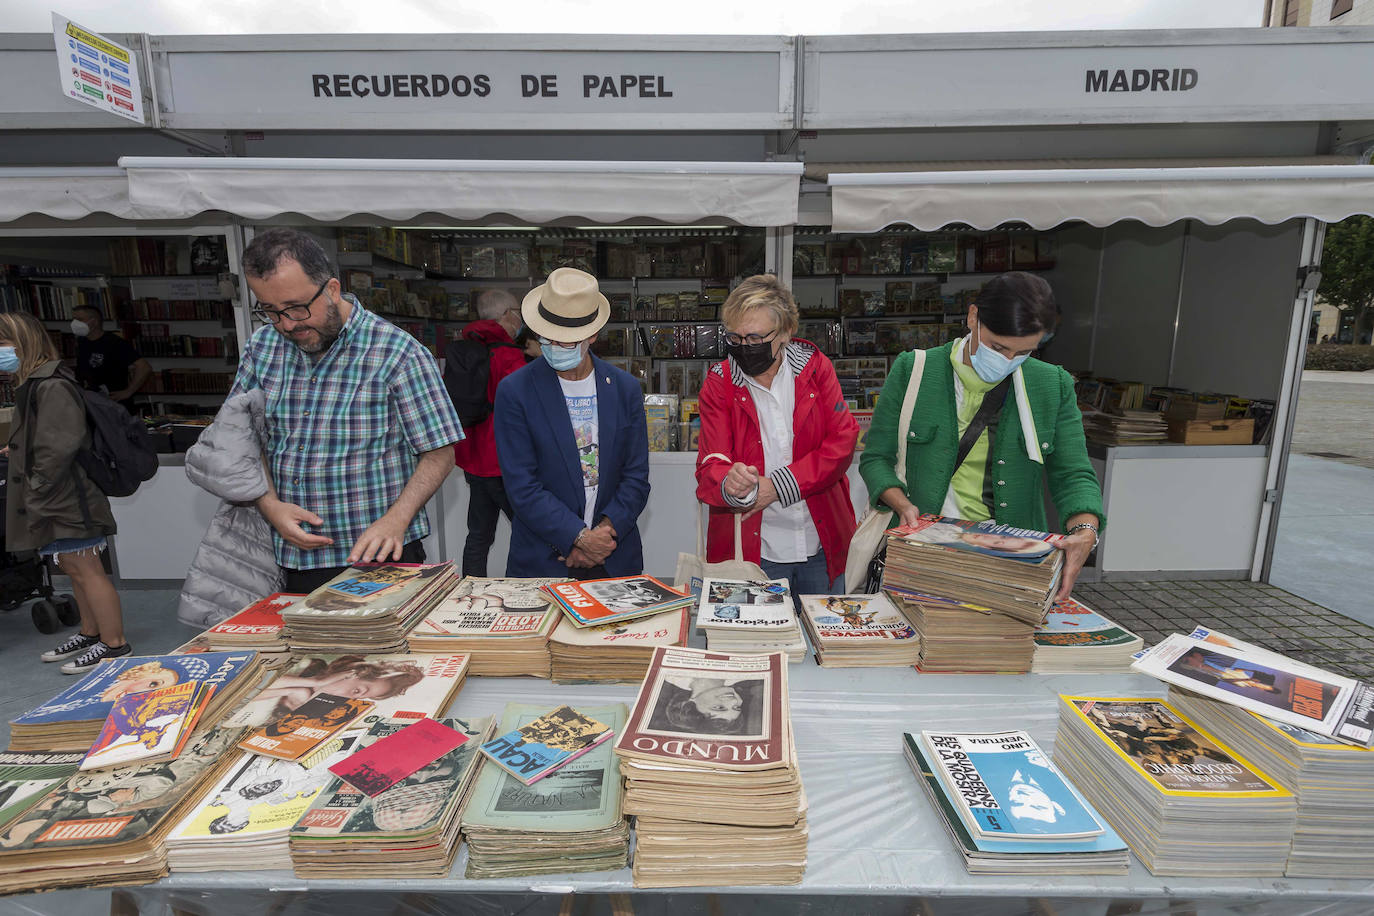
[
  {"xmin": 443, "ymin": 338, "xmax": 516, "ymax": 429},
  {"xmin": 29, "ymin": 376, "xmax": 159, "ymax": 498}
]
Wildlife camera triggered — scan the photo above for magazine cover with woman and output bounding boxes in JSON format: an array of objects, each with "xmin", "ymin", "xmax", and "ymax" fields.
[
  {"xmin": 890, "ymin": 515, "xmax": 1064, "ymax": 565},
  {"xmin": 615, "ymin": 646, "xmax": 789, "ymax": 771}
]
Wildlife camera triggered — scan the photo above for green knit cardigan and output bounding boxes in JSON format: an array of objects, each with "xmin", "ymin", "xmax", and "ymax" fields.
[{"xmin": 858, "ymin": 342, "xmax": 1105, "ymax": 534}]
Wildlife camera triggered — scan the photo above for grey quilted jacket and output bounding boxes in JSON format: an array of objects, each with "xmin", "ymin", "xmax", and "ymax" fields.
[{"xmin": 177, "ymin": 389, "xmax": 282, "ymax": 627}]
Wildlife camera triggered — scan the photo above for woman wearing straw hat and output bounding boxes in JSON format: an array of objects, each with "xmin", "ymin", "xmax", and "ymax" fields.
[{"xmin": 493, "ymin": 268, "xmax": 651, "ymax": 578}]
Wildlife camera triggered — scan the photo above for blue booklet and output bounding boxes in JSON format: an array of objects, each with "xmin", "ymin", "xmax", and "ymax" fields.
[
  {"xmin": 903, "ymin": 733, "xmax": 1127, "ymax": 861},
  {"xmin": 11, "ymin": 651, "xmax": 258, "ymax": 726},
  {"xmin": 478, "ymin": 704, "xmax": 613, "ymax": 786},
  {"xmin": 921, "ymin": 730, "xmax": 1103, "ymax": 841}
]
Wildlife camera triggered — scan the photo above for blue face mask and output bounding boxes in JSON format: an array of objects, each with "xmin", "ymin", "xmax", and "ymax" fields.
[
  {"xmin": 969, "ymin": 321, "xmax": 1029, "ymax": 384},
  {"xmin": 0, "ymin": 347, "xmax": 18, "ymax": 373},
  {"xmin": 541, "ymin": 339, "xmax": 587, "ymax": 371}
]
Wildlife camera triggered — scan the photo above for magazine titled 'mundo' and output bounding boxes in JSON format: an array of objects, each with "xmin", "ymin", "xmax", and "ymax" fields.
[{"xmin": 1132, "ymin": 629, "xmax": 1374, "ymax": 747}]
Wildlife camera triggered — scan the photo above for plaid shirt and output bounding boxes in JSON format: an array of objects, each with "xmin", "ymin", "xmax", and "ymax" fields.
[{"xmin": 229, "ymin": 295, "xmax": 464, "ymax": 570}]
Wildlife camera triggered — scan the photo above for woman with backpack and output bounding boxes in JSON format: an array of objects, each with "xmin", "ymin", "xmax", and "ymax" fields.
[{"xmin": 0, "ymin": 312, "xmax": 128, "ymax": 673}]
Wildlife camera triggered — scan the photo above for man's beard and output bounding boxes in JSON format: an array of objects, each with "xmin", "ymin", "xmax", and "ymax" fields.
[{"xmin": 283, "ymin": 298, "xmax": 344, "ymax": 354}]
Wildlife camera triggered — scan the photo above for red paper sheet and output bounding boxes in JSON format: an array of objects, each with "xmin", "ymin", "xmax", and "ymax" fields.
[{"xmin": 328, "ymin": 717, "xmax": 470, "ymax": 796}]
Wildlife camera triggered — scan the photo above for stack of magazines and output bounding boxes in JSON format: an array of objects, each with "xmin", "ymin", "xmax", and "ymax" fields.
[
  {"xmin": 903, "ymin": 729, "xmax": 1129, "ymax": 874},
  {"xmin": 223, "ymin": 652, "xmax": 470, "ymax": 731},
  {"xmin": 8, "ymin": 651, "xmax": 266, "ymax": 752},
  {"xmin": 695, "ymin": 577, "xmax": 806, "ymax": 661},
  {"xmin": 884, "ymin": 515, "xmax": 1064, "ymax": 625},
  {"xmin": 0, "ymin": 752, "xmax": 84, "ymax": 836},
  {"xmin": 1168, "ymin": 686, "xmax": 1374, "ymax": 878},
  {"xmin": 798, "ymin": 593, "xmax": 922, "ymax": 667},
  {"xmin": 1054, "ymin": 695, "xmax": 1296, "ymax": 876},
  {"xmin": 1081, "ymin": 408, "xmax": 1168, "ymax": 446},
  {"xmin": 0, "ymin": 727, "xmax": 244, "ymax": 895},
  {"xmin": 541, "ymin": 576, "xmax": 693, "ymax": 629},
  {"xmin": 203, "ymin": 593, "xmax": 303, "ymax": 654},
  {"xmin": 1030, "ymin": 598, "xmax": 1143, "ymax": 673},
  {"xmin": 617, "ymin": 647, "xmax": 807, "ymax": 887},
  {"xmin": 1130, "ymin": 626, "xmax": 1374, "ymax": 749},
  {"xmin": 166, "ymin": 737, "xmax": 358, "ymax": 872},
  {"xmin": 886, "ymin": 588, "xmax": 1036, "ymax": 673},
  {"xmin": 289, "ymin": 716, "xmax": 492, "ymax": 877},
  {"xmin": 406, "ymin": 577, "xmax": 567, "ymax": 677},
  {"xmin": 548, "ymin": 608, "xmax": 690, "ymax": 683},
  {"xmin": 462, "ymin": 703, "xmax": 629, "ymax": 878},
  {"xmin": 282, "ymin": 562, "xmax": 458, "ymax": 654}
]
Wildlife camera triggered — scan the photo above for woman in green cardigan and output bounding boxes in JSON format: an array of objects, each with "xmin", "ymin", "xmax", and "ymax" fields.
[{"xmin": 859, "ymin": 272, "xmax": 1103, "ymax": 598}]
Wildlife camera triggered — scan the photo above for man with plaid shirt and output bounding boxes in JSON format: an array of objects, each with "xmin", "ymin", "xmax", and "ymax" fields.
[{"xmin": 231, "ymin": 228, "xmax": 464, "ymax": 593}]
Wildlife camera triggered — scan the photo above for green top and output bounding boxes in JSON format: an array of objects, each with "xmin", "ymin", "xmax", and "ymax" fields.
[
  {"xmin": 858, "ymin": 342, "xmax": 1105, "ymax": 534},
  {"xmin": 948, "ymin": 341, "xmax": 997, "ymax": 522}
]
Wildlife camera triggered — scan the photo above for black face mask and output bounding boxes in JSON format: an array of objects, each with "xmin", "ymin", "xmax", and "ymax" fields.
[{"xmin": 727, "ymin": 340, "xmax": 777, "ymax": 377}]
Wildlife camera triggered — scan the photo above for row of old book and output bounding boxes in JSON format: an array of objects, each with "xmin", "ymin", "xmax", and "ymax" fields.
[{"xmin": 0, "ymin": 642, "xmax": 803, "ymax": 895}]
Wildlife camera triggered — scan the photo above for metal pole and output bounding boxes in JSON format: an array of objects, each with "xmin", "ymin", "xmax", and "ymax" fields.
[{"xmin": 1165, "ymin": 220, "xmax": 1192, "ymax": 386}]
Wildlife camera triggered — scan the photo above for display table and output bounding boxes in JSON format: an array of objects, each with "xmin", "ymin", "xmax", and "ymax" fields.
[{"xmin": 82, "ymin": 665, "xmax": 1374, "ymax": 916}]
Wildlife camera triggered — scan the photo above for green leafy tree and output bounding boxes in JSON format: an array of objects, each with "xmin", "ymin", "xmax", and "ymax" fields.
[{"xmin": 1319, "ymin": 215, "xmax": 1374, "ymax": 344}]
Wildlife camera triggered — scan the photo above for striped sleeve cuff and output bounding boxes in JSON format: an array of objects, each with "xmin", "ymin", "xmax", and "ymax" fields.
[
  {"xmin": 770, "ymin": 467, "xmax": 802, "ymax": 508},
  {"xmin": 723, "ymin": 480, "xmax": 758, "ymax": 509}
]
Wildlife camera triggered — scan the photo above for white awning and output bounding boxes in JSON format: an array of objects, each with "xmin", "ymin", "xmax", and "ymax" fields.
[
  {"xmin": 118, "ymin": 157, "xmax": 805, "ymax": 226},
  {"xmin": 827, "ymin": 165, "xmax": 1374, "ymax": 233},
  {"xmin": 0, "ymin": 168, "xmax": 142, "ymax": 222}
]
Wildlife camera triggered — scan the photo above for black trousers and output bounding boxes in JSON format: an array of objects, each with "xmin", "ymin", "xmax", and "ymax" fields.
[
  {"xmin": 282, "ymin": 540, "xmax": 428, "ymax": 595},
  {"xmin": 462, "ymin": 472, "xmax": 513, "ymax": 578}
]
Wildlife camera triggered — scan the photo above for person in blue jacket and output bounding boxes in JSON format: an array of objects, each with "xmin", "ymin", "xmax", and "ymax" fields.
[{"xmin": 493, "ymin": 268, "xmax": 650, "ymax": 578}]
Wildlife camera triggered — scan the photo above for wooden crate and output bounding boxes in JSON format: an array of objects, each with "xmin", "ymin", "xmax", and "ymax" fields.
[{"xmin": 1166, "ymin": 418, "xmax": 1255, "ymax": 445}]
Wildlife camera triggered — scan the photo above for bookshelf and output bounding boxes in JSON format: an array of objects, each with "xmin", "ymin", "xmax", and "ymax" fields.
[{"xmin": 0, "ymin": 234, "xmax": 240, "ymax": 416}]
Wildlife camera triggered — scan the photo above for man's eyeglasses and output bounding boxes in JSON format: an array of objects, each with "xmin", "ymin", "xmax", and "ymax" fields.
[
  {"xmin": 723, "ymin": 327, "xmax": 778, "ymax": 348},
  {"xmin": 251, "ymin": 280, "xmax": 330, "ymax": 325}
]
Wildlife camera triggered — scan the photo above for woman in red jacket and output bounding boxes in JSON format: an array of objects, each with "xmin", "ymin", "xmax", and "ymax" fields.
[{"xmin": 695, "ymin": 275, "xmax": 860, "ymax": 593}]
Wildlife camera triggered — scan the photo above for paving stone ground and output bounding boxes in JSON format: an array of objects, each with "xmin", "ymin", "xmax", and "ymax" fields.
[{"xmin": 1289, "ymin": 370, "xmax": 1374, "ymax": 469}]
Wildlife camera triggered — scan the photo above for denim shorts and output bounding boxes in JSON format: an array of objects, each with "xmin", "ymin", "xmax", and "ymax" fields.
[{"xmin": 39, "ymin": 536, "xmax": 108, "ymax": 560}]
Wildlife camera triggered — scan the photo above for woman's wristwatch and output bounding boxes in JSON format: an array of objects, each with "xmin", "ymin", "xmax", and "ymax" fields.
[{"xmin": 1066, "ymin": 523, "xmax": 1100, "ymax": 552}]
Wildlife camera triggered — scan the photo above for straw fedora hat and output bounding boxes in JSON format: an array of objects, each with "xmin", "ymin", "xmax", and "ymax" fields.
[{"xmin": 521, "ymin": 267, "xmax": 610, "ymax": 344}]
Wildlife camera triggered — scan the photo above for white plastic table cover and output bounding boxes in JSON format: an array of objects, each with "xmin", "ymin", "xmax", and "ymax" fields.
[{"xmin": 10, "ymin": 664, "xmax": 1374, "ymax": 916}]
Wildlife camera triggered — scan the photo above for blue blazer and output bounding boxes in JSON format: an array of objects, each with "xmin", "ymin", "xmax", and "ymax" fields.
[{"xmin": 492, "ymin": 355, "xmax": 650, "ymax": 578}]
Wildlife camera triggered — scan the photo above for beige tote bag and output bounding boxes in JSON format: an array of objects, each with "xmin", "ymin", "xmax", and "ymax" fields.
[
  {"xmin": 674, "ymin": 453, "xmax": 769, "ymax": 594},
  {"xmin": 843, "ymin": 348, "xmax": 927, "ymax": 593}
]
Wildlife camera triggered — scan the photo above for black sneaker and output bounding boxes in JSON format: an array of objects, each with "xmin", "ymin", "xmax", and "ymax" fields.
[
  {"xmin": 40, "ymin": 632, "xmax": 100, "ymax": 663},
  {"xmin": 59, "ymin": 641, "xmax": 132, "ymax": 675}
]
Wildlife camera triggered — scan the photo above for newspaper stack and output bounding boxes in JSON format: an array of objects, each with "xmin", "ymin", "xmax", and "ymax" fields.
[
  {"xmin": 1031, "ymin": 598, "xmax": 1143, "ymax": 673},
  {"xmin": 407, "ymin": 577, "xmax": 568, "ymax": 676},
  {"xmin": 1054, "ymin": 695, "xmax": 1296, "ymax": 876},
  {"xmin": 548, "ymin": 608, "xmax": 690, "ymax": 683},
  {"xmin": 462, "ymin": 703, "xmax": 629, "ymax": 878},
  {"xmin": 202, "ymin": 593, "xmax": 304, "ymax": 654},
  {"xmin": 798, "ymin": 593, "xmax": 921, "ymax": 667},
  {"xmin": 222, "ymin": 652, "xmax": 470, "ymax": 731},
  {"xmin": 886, "ymin": 587, "xmax": 1035, "ymax": 673},
  {"xmin": 903, "ymin": 730, "xmax": 1129, "ymax": 874},
  {"xmin": 1081, "ymin": 408, "xmax": 1168, "ymax": 446},
  {"xmin": 1169, "ymin": 686, "xmax": 1374, "ymax": 878},
  {"xmin": 695, "ymin": 577, "xmax": 806, "ymax": 662},
  {"xmin": 0, "ymin": 727, "xmax": 244, "ymax": 895},
  {"xmin": 166, "ymin": 738, "xmax": 358, "ymax": 871},
  {"xmin": 289, "ymin": 716, "xmax": 492, "ymax": 877},
  {"xmin": 8, "ymin": 651, "xmax": 267, "ymax": 752},
  {"xmin": 883, "ymin": 515, "xmax": 1065, "ymax": 626},
  {"xmin": 281, "ymin": 562, "xmax": 458, "ymax": 654},
  {"xmin": 617, "ymin": 647, "xmax": 807, "ymax": 887}
]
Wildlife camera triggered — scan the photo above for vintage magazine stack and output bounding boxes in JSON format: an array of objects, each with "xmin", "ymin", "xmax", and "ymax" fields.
[
  {"xmin": 281, "ymin": 562, "xmax": 458, "ymax": 653},
  {"xmin": 288, "ymin": 716, "xmax": 492, "ymax": 877},
  {"xmin": 1030, "ymin": 597, "xmax": 1143, "ymax": 673},
  {"xmin": 407, "ymin": 577, "xmax": 567, "ymax": 676},
  {"xmin": 694, "ymin": 578, "xmax": 806, "ymax": 662},
  {"xmin": 798, "ymin": 593, "xmax": 921, "ymax": 667},
  {"xmin": 462, "ymin": 703, "xmax": 630, "ymax": 878},
  {"xmin": 1054, "ymin": 695, "xmax": 1296, "ymax": 876},
  {"xmin": 617, "ymin": 647, "xmax": 807, "ymax": 887},
  {"xmin": 548, "ymin": 609, "xmax": 690, "ymax": 683},
  {"xmin": 883, "ymin": 515, "xmax": 1065, "ymax": 673}
]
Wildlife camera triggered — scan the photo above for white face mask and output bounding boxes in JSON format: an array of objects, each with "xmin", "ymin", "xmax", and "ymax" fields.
[{"xmin": 70, "ymin": 320, "xmax": 92, "ymax": 338}]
